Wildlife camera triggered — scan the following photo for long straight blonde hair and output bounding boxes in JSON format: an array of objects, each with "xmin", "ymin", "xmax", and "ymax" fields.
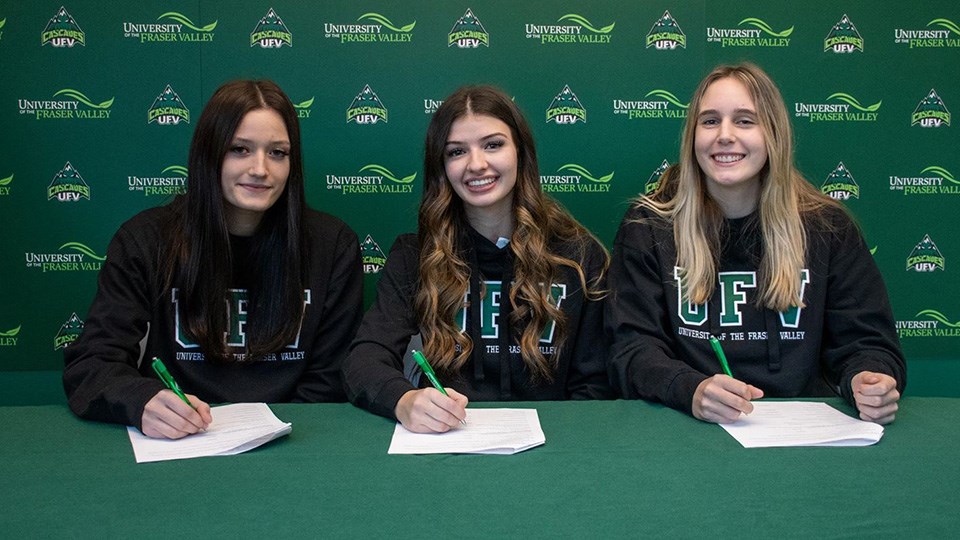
[{"xmin": 641, "ymin": 63, "xmax": 839, "ymax": 311}]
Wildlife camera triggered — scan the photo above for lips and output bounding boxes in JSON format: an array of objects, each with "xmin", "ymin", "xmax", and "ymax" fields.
[
  {"xmin": 465, "ymin": 176, "xmax": 498, "ymax": 191},
  {"xmin": 238, "ymin": 183, "xmax": 271, "ymax": 193}
]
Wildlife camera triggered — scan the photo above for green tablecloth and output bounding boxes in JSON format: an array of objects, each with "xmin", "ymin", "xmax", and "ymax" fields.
[{"xmin": 2, "ymin": 399, "xmax": 956, "ymax": 538}]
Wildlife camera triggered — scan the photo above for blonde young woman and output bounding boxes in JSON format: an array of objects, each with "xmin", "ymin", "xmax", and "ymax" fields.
[
  {"xmin": 343, "ymin": 85, "xmax": 610, "ymax": 433},
  {"xmin": 606, "ymin": 63, "xmax": 905, "ymax": 424}
]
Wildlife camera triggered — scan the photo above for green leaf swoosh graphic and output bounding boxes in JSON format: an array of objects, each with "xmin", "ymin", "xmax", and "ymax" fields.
[
  {"xmin": 558, "ymin": 164, "xmax": 614, "ymax": 183},
  {"xmin": 359, "ymin": 165, "xmax": 416, "ymax": 184}
]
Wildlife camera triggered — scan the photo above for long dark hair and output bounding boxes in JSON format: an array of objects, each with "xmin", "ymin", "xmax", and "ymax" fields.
[
  {"xmin": 163, "ymin": 79, "xmax": 307, "ymax": 362},
  {"xmin": 417, "ymin": 84, "xmax": 606, "ymax": 381}
]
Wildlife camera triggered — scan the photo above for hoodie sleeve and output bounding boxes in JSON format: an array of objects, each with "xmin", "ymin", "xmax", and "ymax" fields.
[
  {"xmin": 341, "ymin": 235, "xmax": 421, "ymax": 420},
  {"xmin": 605, "ymin": 207, "xmax": 708, "ymax": 414},
  {"xmin": 818, "ymin": 211, "xmax": 907, "ymax": 403},
  {"xmin": 62, "ymin": 214, "xmax": 167, "ymax": 428},
  {"xmin": 565, "ymin": 238, "xmax": 613, "ymax": 399}
]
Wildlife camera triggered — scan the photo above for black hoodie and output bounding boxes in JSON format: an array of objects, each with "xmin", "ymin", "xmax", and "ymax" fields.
[{"xmin": 343, "ymin": 227, "xmax": 610, "ymax": 420}]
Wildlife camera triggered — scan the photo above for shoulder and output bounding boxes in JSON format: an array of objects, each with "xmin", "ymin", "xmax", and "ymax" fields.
[
  {"xmin": 112, "ymin": 205, "xmax": 175, "ymax": 246},
  {"xmin": 614, "ymin": 202, "xmax": 672, "ymax": 249},
  {"xmin": 303, "ymin": 209, "xmax": 360, "ymax": 253},
  {"xmin": 388, "ymin": 233, "xmax": 419, "ymax": 257}
]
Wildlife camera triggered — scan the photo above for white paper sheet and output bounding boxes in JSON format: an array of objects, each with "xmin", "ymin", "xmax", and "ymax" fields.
[
  {"xmin": 127, "ymin": 402, "xmax": 292, "ymax": 463},
  {"xmin": 719, "ymin": 401, "xmax": 884, "ymax": 448},
  {"xmin": 388, "ymin": 408, "xmax": 545, "ymax": 455}
]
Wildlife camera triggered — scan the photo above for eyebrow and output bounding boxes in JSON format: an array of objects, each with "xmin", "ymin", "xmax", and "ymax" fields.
[
  {"xmin": 698, "ymin": 108, "xmax": 757, "ymax": 118},
  {"xmin": 445, "ymin": 132, "xmax": 509, "ymax": 145},
  {"xmin": 231, "ymin": 136, "xmax": 291, "ymax": 146}
]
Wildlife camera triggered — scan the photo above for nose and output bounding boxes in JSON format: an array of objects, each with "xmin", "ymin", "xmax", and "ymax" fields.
[
  {"xmin": 249, "ymin": 150, "xmax": 268, "ymax": 177},
  {"xmin": 466, "ymin": 148, "xmax": 487, "ymax": 172},
  {"xmin": 717, "ymin": 119, "xmax": 735, "ymax": 144}
]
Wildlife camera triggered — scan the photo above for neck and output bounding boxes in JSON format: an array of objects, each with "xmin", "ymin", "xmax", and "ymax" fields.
[
  {"xmin": 707, "ymin": 183, "xmax": 760, "ymax": 219},
  {"xmin": 464, "ymin": 203, "xmax": 515, "ymax": 244},
  {"xmin": 225, "ymin": 208, "xmax": 262, "ymax": 237}
]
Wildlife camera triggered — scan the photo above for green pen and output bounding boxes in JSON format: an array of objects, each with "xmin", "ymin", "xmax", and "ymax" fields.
[
  {"xmin": 151, "ymin": 357, "xmax": 196, "ymax": 410},
  {"xmin": 412, "ymin": 349, "xmax": 466, "ymax": 425},
  {"xmin": 708, "ymin": 336, "xmax": 733, "ymax": 377}
]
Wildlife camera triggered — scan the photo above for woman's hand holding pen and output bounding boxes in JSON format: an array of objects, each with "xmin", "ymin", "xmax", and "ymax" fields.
[
  {"xmin": 395, "ymin": 388, "xmax": 468, "ymax": 433},
  {"xmin": 692, "ymin": 375, "xmax": 764, "ymax": 424},
  {"xmin": 141, "ymin": 390, "xmax": 213, "ymax": 439}
]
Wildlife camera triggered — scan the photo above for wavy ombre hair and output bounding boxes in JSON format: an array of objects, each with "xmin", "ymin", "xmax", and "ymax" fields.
[
  {"xmin": 642, "ymin": 63, "xmax": 838, "ymax": 311},
  {"xmin": 417, "ymin": 85, "xmax": 606, "ymax": 382}
]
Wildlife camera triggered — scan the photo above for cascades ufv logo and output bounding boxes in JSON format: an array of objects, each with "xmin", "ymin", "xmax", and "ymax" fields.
[
  {"xmin": 361, "ymin": 235, "xmax": 387, "ymax": 274},
  {"xmin": 42, "ymin": 6, "xmax": 84, "ymax": 47},
  {"xmin": 644, "ymin": 160, "xmax": 671, "ymax": 194},
  {"xmin": 646, "ymin": 11, "xmax": 685, "ymax": 50},
  {"xmin": 906, "ymin": 234, "xmax": 945, "ymax": 272},
  {"xmin": 546, "ymin": 85, "xmax": 586, "ymax": 124},
  {"xmin": 821, "ymin": 162, "xmax": 859, "ymax": 200},
  {"xmin": 449, "ymin": 9, "xmax": 488, "ymax": 48},
  {"xmin": 912, "ymin": 89, "xmax": 951, "ymax": 128},
  {"xmin": 148, "ymin": 85, "xmax": 190, "ymax": 125},
  {"xmin": 48, "ymin": 162, "xmax": 90, "ymax": 201},
  {"xmin": 346, "ymin": 85, "xmax": 388, "ymax": 124},
  {"xmin": 55, "ymin": 313, "xmax": 84, "ymax": 350},
  {"xmin": 251, "ymin": 8, "xmax": 292, "ymax": 48},
  {"xmin": 825, "ymin": 14, "xmax": 863, "ymax": 53}
]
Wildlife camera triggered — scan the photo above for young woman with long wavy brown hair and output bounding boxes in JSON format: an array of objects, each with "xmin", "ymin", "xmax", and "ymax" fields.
[
  {"xmin": 344, "ymin": 85, "xmax": 610, "ymax": 433},
  {"xmin": 64, "ymin": 80, "xmax": 363, "ymax": 439},
  {"xmin": 607, "ymin": 63, "xmax": 905, "ymax": 424}
]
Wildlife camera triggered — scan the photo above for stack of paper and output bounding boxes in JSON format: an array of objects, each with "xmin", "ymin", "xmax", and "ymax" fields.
[
  {"xmin": 127, "ymin": 402, "xmax": 292, "ymax": 463},
  {"xmin": 388, "ymin": 408, "xmax": 545, "ymax": 455},
  {"xmin": 719, "ymin": 401, "xmax": 884, "ymax": 448}
]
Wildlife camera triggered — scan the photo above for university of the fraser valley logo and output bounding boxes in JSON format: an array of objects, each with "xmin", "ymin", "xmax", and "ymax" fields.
[
  {"xmin": 0, "ymin": 324, "xmax": 19, "ymax": 347},
  {"xmin": 897, "ymin": 310, "xmax": 960, "ymax": 338},
  {"xmin": 449, "ymin": 9, "xmax": 488, "ymax": 48},
  {"xmin": 794, "ymin": 93, "xmax": 881, "ymax": 123},
  {"xmin": 546, "ymin": 86, "xmax": 586, "ymax": 124},
  {"xmin": 42, "ymin": 6, "xmax": 84, "ymax": 47},
  {"xmin": 18, "ymin": 88, "xmax": 114, "ymax": 120},
  {"xmin": 525, "ymin": 13, "xmax": 614, "ymax": 44},
  {"xmin": 326, "ymin": 164, "xmax": 416, "ymax": 195},
  {"xmin": 894, "ymin": 18, "xmax": 960, "ymax": 48},
  {"xmin": 347, "ymin": 85, "xmax": 388, "ymax": 124},
  {"xmin": 251, "ymin": 8, "xmax": 292, "ymax": 48},
  {"xmin": 675, "ymin": 269, "xmax": 811, "ymax": 342},
  {"xmin": 613, "ymin": 89, "xmax": 689, "ymax": 120},
  {"xmin": 645, "ymin": 159, "xmax": 670, "ymax": 194},
  {"xmin": 129, "ymin": 165, "xmax": 187, "ymax": 197},
  {"xmin": 912, "ymin": 89, "xmax": 951, "ymax": 128},
  {"xmin": 456, "ymin": 283, "xmax": 567, "ymax": 349},
  {"xmin": 25, "ymin": 242, "xmax": 105, "ymax": 273},
  {"xmin": 361, "ymin": 235, "xmax": 387, "ymax": 274},
  {"xmin": 173, "ymin": 289, "xmax": 311, "ymax": 360},
  {"xmin": 54, "ymin": 313, "xmax": 83, "ymax": 350},
  {"xmin": 825, "ymin": 14, "xmax": 863, "ymax": 53},
  {"xmin": 540, "ymin": 164, "xmax": 614, "ymax": 194},
  {"xmin": 148, "ymin": 85, "xmax": 190, "ymax": 125},
  {"xmin": 423, "ymin": 98, "xmax": 443, "ymax": 114},
  {"xmin": 906, "ymin": 234, "xmax": 945, "ymax": 272},
  {"xmin": 0, "ymin": 173, "xmax": 12, "ymax": 196},
  {"xmin": 123, "ymin": 12, "xmax": 217, "ymax": 43},
  {"xmin": 706, "ymin": 17, "xmax": 792, "ymax": 47},
  {"xmin": 889, "ymin": 165, "xmax": 960, "ymax": 196},
  {"xmin": 646, "ymin": 10, "xmax": 685, "ymax": 50},
  {"xmin": 48, "ymin": 162, "xmax": 90, "ymax": 202},
  {"xmin": 294, "ymin": 96, "xmax": 314, "ymax": 119},
  {"xmin": 821, "ymin": 162, "xmax": 859, "ymax": 200},
  {"xmin": 324, "ymin": 12, "xmax": 415, "ymax": 43}
]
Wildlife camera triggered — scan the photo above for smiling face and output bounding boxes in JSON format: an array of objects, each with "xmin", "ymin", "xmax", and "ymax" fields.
[
  {"xmin": 694, "ymin": 77, "xmax": 768, "ymax": 216},
  {"xmin": 444, "ymin": 113, "xmax": 519, "ymax": 225},
  {"xmin": 220, "ymin": 107, "xmax": 291, "ymax": 235}
]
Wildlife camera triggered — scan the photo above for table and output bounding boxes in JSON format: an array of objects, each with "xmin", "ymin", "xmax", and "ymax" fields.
[{"xmin": 2, "ymin": 399, "xmax": 957, "ymax": 538}]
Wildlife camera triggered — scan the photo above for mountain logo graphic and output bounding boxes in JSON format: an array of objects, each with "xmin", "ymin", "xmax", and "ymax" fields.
[
  {"xmin": 347, "ymin": 85, "xmax": 388, "ymax": 124},
  {"xmin": 646, "ymin": 10, "xmax": 686, "ymax": 50},
  {"xmin": 546, "ymin": 85, "xmax": 586, "ymax": 124},
  {"xmin": 251, "ymin": 8, "xmax": 292, "ymax": 48},
  {"xmin": 42, "ymin": 6, "xmax": 85, "ymax": 47},
  {"xmin": 449, "ymin": 8, "xmax": 489, "ymax": 48},
  {"xmin": 821, "ymin": 162, "xmax": 860, "ymax": 200},
  {"xmin": 906, "ymin": 234, "xmax": 945, "ymax": 272},
  {"xmin": 824, "ymin": 14, "xmax": 863, "ymax": 53},
  {"xmin": 148, "ymin": 85, "xmax": 190, "ymax": 125},
  {"xmin": 645, "ymin": 159, "xmax": 671, "ymax": 194},
  {"xmin": 911, "ymin": 89, "xmax": 951, "ymax": 127},
  {"xmin": 360, "ymin": 235, "xmax": 387, "ymax": 274},
  {"xmin": 48, "ymin": 162, "xmax": 90, "ymax": 202},
  {"xmin": 54, "ymin": 313, "xmax": 84, "ymax": 350}
]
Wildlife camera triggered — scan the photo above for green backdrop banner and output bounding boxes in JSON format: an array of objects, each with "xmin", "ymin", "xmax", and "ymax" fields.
[{"xmin": 1, "ymin": 1, "xmax": 957, "ymax": 395}]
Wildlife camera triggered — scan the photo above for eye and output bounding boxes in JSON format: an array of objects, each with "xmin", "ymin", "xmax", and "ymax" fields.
[
  {"xmin": 736, "ymin": 117, "xmax": 757, "ymax": 126},
  {"xmin": 269, "ymin": 148, "xmax": 290, "ymax": 159},
  {"xmin": 445, "ymin": 147, "xmax": 465, "ymax": 158},
  {"xmin": 484, "ymin": 139, "xmax": 506, "ymax": 150},
  {"xmin": 229, "ymin": 145, "xmax": 249, "ymax": 155},
  {"xmin": 700, "ymin": 118, "xmax": 719, "ymax": 126}
]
